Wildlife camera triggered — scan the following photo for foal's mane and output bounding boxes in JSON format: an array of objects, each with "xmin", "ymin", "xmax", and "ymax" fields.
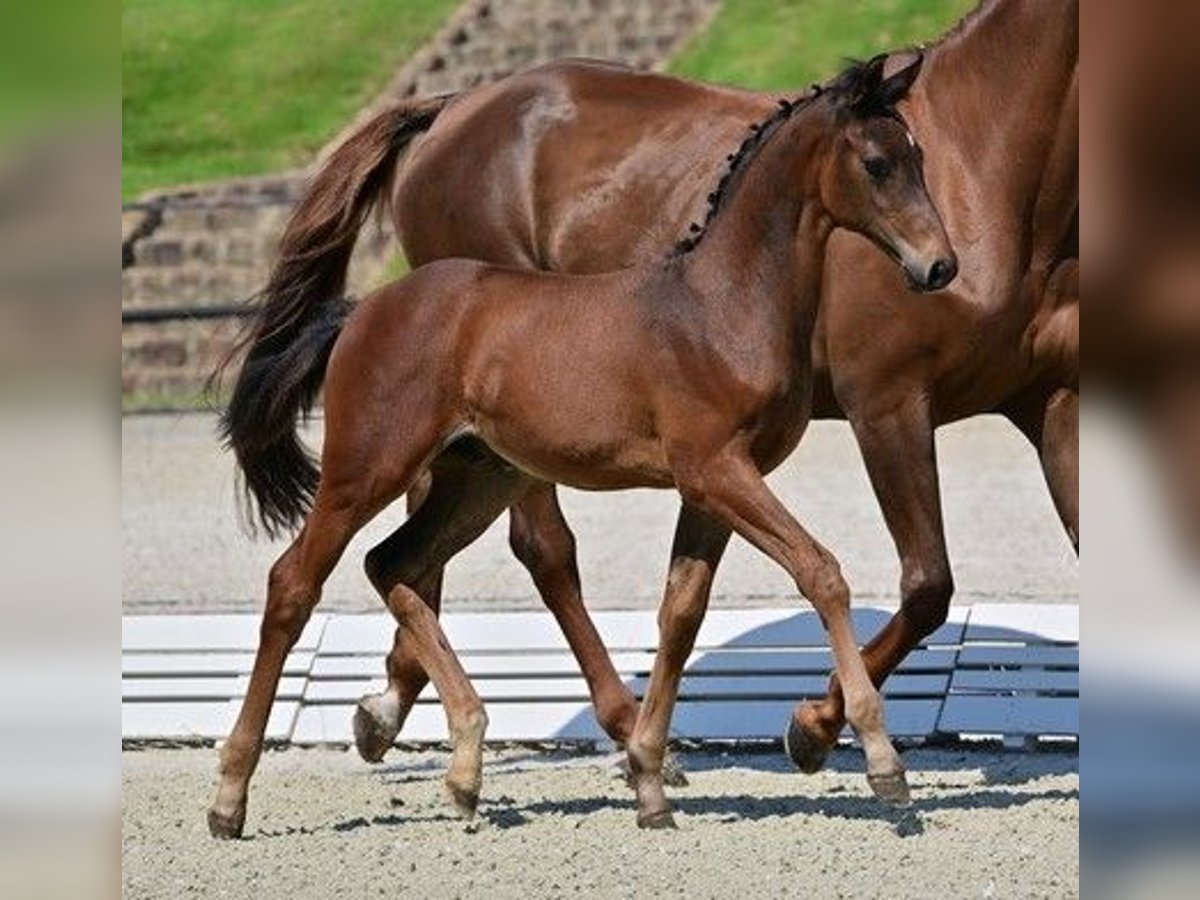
[{"xmin": 672, "ymin": 56, "xmax": 913, "ymax": 257}]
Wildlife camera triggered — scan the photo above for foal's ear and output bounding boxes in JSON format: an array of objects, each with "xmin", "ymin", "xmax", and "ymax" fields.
[
  {"xmin": 848, "ymin": 53, "xmax": 888, "ymax": 111},
  {"xmin": 877, "ymin": 52, "xmax": 923, "ymax": 107}
]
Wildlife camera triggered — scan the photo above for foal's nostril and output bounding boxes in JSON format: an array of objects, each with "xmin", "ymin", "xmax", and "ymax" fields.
[{"xmin": 927, "ymin": 258, "xmax": 957, "ymax": 291}]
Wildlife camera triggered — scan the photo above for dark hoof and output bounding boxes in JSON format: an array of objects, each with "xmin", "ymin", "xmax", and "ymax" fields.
[
  {"xmin": 784, "ymin": 714, "xmax": 831, "ymax": 774},
  {"xmin": 352, "ymin": 700, "xmax": 394, "ymax": 764},
  {"xmin": 661, "ymin": 751, "xmax": 689, "ymax": 788},
  {"xmin": 446, "ymin": 782, "xmax": 480, "ymax": 820},
  {"xmin": 636, "ymin": 808, "xmax": 677, "ymax": 830},
  {"xmin": 207, "ymin": 807, "xmax": 245, "ymax": 840},
  {"xmin": 867, "ymin": 770, "xmax": 912, "ymax": 807}
]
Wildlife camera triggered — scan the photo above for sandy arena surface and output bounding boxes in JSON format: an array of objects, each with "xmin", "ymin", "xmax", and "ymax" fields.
[{"xmin": 123, "ymin": 745, "xmax": 1078, "ymax": 899}]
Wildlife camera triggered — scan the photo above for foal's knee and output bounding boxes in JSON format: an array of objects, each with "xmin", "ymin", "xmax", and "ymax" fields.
[{"xmin": 899, "ymin": 562, "xmax": 954, "ymax": 636}]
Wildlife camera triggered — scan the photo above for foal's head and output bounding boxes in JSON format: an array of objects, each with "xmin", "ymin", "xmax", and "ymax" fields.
[{"xmin": 818, "ymin": 54, "xmax": 956, "ymax": 293}]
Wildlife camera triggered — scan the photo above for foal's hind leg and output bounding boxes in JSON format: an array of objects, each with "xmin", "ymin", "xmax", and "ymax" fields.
[
  {"xmin": 383, "ymin": 582, "xmax": 490, "ymax": 817},
  {"xmin": 355, "ymin": 446, "xmax": 533, "ymax": 761},
  {"xmin": 210, "ymin": 394, "xmax": 456, "ymax": 837},
  {"xmin": 209, "ymin": 487, "xmax": 376, "ymax": 838},
  {"xmin": 359, "ymin": 463, "xmax": 660, "ymax": 778}
]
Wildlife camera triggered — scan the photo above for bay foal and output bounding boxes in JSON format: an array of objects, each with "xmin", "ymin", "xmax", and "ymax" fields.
[{"xmin": 210, "ymin": 55, "xmax": 955, "ymax": 837}]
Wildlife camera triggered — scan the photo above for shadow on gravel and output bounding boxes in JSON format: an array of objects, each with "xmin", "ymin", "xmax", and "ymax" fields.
[
  {"xmin": 674, "ymin": 746, "xmax": 1079, "ymax": 785},
  {"xmin": 303, "ymin": 782, "xmax": 1077, "ymax": 840}
]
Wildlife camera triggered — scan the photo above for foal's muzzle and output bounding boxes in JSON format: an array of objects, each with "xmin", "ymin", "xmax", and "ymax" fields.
[
  {"xmin": 906, "ymin": 254, "xmax": 958, "ymax": 293},
  {"xmin": 924, "ymin": 256, "xmax": 958, "ymax": 292}
]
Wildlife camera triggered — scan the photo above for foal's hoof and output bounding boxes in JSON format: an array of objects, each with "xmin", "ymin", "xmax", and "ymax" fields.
[
  {"xmin": 636, "ymin": 808, "xmax": 678, "ymax": 830},
  {"xmin": 446, "ymin": 782, "xmax": 480, "ymax": 820},
  {"xmin": 784, "ymin": 714, "xmax": 831, "ymax": 775},
  {"xmin": 867, "ymin": 770, "xmax": 912, "ymax": 807},
  {"xmin": 353, "ymin": 697, "xmax": 397, "ymax": 764},
  {"xmin": 207, "ymin": 806, "xmax": 245, "ymax": 840}
]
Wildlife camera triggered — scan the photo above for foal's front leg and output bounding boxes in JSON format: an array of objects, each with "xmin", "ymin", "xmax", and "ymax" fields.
[
  {"xmin": 675, "ymin": 448, "xmax": 909, "ymax": 805},
  {"xmin": 626, "ymin": 504, "xmax": 730, "ymax": 828}
]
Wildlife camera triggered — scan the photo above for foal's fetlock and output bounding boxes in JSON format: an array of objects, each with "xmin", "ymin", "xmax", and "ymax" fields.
[
  {"xmin": 626, "ymin": 742, "xmax": 677, "ymax": 829},
  {"xmin": 445, "ymin": 707, "xmax": 488, "ymax": 819},
  {"xmin": 353, "ymin": 691, "xmax": 403, "ymax": 763},
  {"xmin": 862, "ymin": 737, "xmax": 910, "ymax": 806}
]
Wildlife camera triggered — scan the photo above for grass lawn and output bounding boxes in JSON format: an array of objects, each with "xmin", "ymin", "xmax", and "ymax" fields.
[
  {"xmin": 121, "ymin": 0, "xmax": 458, "ymax": 200},
  {"xmin": 671, "ymin": 0, "xmax": 975, "ymax": 89}
]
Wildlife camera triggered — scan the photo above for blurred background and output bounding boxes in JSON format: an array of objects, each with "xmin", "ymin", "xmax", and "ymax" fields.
[{"xmin": 0, "ymin": 0, "xmax": 1196, "ymax": 896}]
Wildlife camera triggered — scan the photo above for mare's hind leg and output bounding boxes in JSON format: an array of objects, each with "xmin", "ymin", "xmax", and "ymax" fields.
[
  {"xmin": 509, "ymin": 483, "xmax": 687, "ymax": 785},
  {"xmin": 626, "ymin": 504, "xmax": 730, "ymax": 828},
  {"xmin": 354, "ymin": 443, "xmax": 533, "ymax": 761},
  {"xmin": 1005, "ymin": 385, "xmax": 1079, "ymax": 551},
  {"xmin": 209, "ymin": 484, "xmax": 381, "ymax": 838}
]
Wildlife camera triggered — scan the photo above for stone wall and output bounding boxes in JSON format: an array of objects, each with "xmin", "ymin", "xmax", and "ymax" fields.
[{"xmin": 122, "ymin": 0, "xmax": 721, "ymax": 408}]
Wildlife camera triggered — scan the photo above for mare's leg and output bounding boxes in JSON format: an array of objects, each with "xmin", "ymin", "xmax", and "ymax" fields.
[
  {"xmin": 354, "ymin": 445, "xmax": 530, "ymax": 762},
  {"xmin": 508, "ymin": 482, "xmax": 644, "ymax": 748},
  {"xmin": 625, "ymin": 504, "xmax": 730, "ymax": 828},
  {"xmin": 645, "ymin": 448, "xmax": 907, "ymax": 820},
  {"xmin": 786, "ymin": 398, "xmax": 952, "ymax": 775},
  {"xmin": 1006, "ymin": 386, "xmax": 1080, "ymax": 551}
]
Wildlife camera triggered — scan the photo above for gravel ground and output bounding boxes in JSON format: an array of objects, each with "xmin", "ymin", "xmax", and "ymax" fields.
[
  {"xmin": 122, "ymin": 745, "xmax": 1078, "ymax": 899},
  {"xmin": 122, "ymin": 413, "xmax": 1077, "ymax": 614}
]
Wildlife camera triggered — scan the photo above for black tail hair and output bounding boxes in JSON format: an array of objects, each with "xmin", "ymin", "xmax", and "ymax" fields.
[{"xmin": 213, "ymin": 96, "xmax": 451, "ymax": 537}]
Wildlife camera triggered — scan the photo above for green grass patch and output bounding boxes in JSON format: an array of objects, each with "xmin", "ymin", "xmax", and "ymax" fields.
[
  {"xmin": 671, "ymin": 0, "xmax": 974, "ymax": 90},
  {"xmin": 122, "ymin": 0, "xmax": 459, "ymax": 200}
]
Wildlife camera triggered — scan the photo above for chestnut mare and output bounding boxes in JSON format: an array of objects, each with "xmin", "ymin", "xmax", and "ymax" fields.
[
  {"xmin": 211, "ymin": 56, "xmax": 953, "ymax": 836},
  {"xmin": 319, "ymin": 0, "xmax": 1074, "ymax": 775}
]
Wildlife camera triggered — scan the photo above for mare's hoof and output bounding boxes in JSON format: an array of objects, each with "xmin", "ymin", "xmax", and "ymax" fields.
[
  {"xmin": 353, "ymin": 697, "xmax": 395, "ymax": 764},
  {"xmin": 867, "ymin": 770, "xmax": 912, "ymax": 807},
  {"xmin": 446, "ymin": 782, "xmax": 480, "ymax": 820},
  {"xmin": 784, "ymin": 714, "xmax": 831, "ymax": 774},
  {"xmin": 636, "ymin": 808, "xmax": 678, "ymax": 830},
  {"xmin": 207, "ymin": 807, "xmax": 245, "ymax": 840},
  {"xmin": 621, "ymin": 751, "xmax": 690, "ymax": 790}
]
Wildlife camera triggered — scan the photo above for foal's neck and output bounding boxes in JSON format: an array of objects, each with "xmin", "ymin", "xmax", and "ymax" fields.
[{"xmin": 682, "ymin": 108, "xmax": 834, "ymax": 333}]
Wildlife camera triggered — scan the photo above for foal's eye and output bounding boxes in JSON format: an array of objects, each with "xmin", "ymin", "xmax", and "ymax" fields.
[{"xmin": 864, "ymin": 157, "xmax": 891, "ymax": 181}]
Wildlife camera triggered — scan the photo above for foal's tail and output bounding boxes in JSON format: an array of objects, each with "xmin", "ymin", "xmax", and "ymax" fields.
[{"xmin": 217, "ymin": 95, "xmax": 453, "ymax": 537}]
